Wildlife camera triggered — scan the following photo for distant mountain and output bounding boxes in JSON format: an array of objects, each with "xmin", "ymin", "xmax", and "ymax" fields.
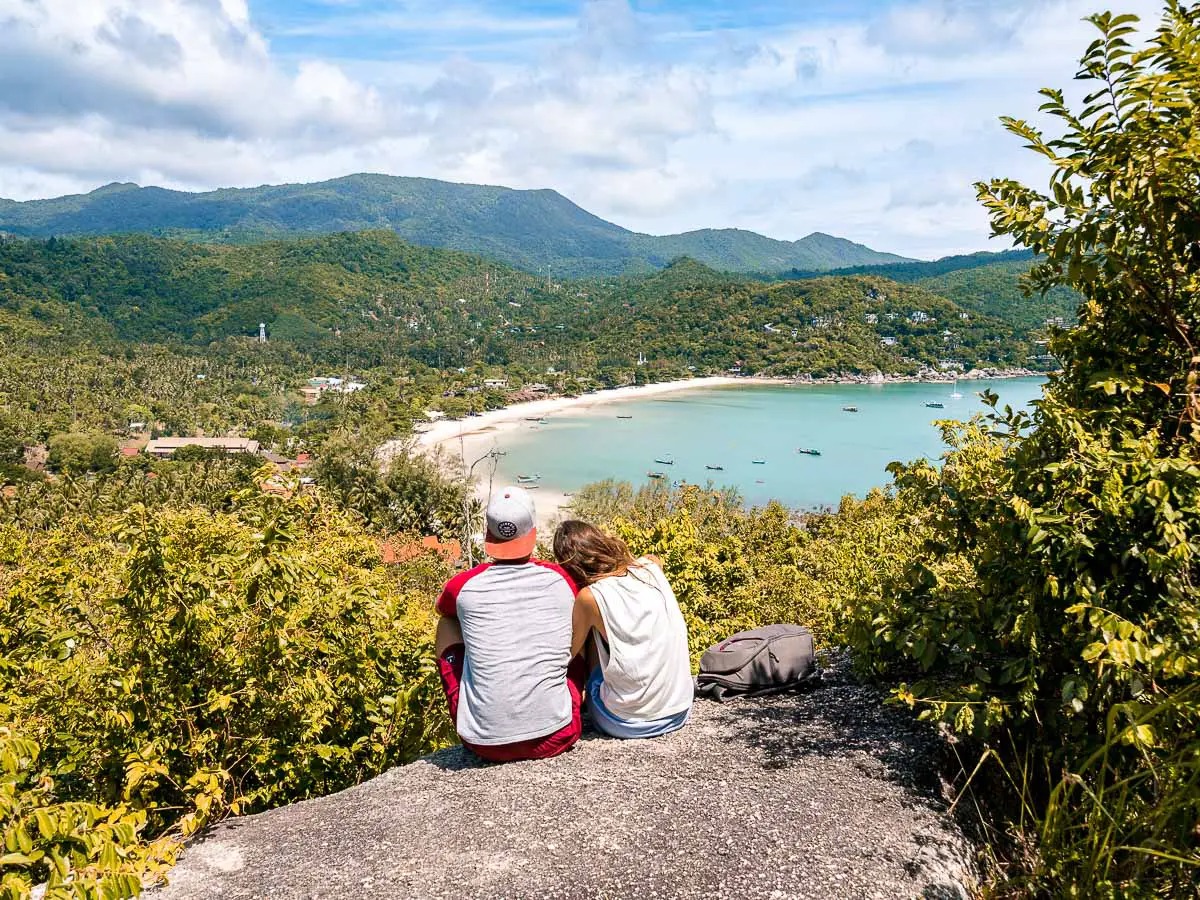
[{"xmin": 0, "ymin": 174, "xmax": 911, "ymax": 277}]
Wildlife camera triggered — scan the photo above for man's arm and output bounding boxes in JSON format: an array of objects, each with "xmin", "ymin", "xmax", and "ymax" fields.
[{"xmin": 571, "ymin": 587, "xmax": 604, "ymax": 658}]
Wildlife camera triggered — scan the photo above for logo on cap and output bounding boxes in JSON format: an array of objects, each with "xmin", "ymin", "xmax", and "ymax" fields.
[{"xmin": 496, "ymin": 520, "xmax": 518, "ymax": 539}]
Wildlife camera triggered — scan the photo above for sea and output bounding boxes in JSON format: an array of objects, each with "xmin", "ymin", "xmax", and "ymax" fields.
[{"xmin": 485, "ymin": 378, "xmax": 1047, "ymax": 511}]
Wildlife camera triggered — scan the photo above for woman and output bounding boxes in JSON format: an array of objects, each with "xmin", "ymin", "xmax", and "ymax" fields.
[{"xmin": 553, "ymin": 520, "xmax": 692, "ymax": 739}]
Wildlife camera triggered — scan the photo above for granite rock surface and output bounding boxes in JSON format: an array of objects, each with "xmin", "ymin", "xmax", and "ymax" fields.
[{"xmin": 150, "ymin": 662, "xmax": 976, "ymax": 899}]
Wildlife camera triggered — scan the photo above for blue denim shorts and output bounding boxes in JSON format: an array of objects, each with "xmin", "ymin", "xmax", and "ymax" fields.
[{"xmin": 587, "ymin": 666, "xmax": 690, "ymax": 739}]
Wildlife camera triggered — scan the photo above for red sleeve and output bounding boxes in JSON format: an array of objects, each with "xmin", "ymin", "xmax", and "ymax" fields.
[
  {"xmin": 532, "ymin": 559, "xmax": 578, "ymax": 596},
  {"xmin": 436, "ymin": 564, "xmax": 490, "ymax": 616}
]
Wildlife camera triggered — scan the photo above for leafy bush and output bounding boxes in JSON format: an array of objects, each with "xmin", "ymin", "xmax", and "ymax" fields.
[
  {"xmin": 841, "ymin": 6, "xmax": 1200, "ymax": 894},
  {"xmin": 569, "ymin": 481, "xmax": 918, "ymax": 663},
  {"xmin": 1, "ymin": 484, "xmax": 454, "ymax": 895},
  {"xmin": 0, "ymin": 730, "xmax": 175, "ymax": 900},
  {"xmin": 47, "ymin": 434, "xmax": 117, "ymax": 475}
]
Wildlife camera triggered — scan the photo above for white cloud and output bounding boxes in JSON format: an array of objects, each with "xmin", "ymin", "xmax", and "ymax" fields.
[{"xmin": 0, "ymin": 0, "xmax": 1176, "ymax": 257}]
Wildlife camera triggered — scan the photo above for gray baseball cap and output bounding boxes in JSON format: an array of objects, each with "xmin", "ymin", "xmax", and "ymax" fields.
[{"xmin": 484, "ymin": 485, "xmax": 537, "ymax": 559}]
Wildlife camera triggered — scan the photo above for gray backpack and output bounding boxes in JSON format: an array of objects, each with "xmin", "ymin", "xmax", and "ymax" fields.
[{"xmin": 695, "ymin": 624, "xmax": 819, "ymax": 702}]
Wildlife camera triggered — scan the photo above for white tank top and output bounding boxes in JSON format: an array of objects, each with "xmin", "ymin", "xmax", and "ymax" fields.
[{"xmin": 588, "ymin": 559, "xmax": 693, "ymax": 721}]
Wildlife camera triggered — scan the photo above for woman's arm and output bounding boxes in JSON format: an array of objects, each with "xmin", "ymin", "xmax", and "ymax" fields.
[
  {"xmin": 435, "ymin": 615, "xmax": 463, "ymax": 656},
  {"xmin": 571, "ymin": 587, "xmax": 605, "ymax": 657}
]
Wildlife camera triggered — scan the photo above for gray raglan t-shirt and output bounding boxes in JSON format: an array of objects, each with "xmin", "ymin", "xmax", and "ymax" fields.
[{"xmin": 436, "ymin": 560, "xmax": 577, "ymax": 745}]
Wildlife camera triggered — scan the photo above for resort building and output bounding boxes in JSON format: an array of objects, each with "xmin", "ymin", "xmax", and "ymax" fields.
[{"xmin": 144, "ymin": 438, "xmax": 261, "ymax": 459}]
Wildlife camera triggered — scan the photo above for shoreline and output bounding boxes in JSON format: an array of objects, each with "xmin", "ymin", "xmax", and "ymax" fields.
[
  {"xmin": 413, "ymin": 375, "xmax": 774, "ymax": 454},
  {"xmin": 404, "ymin": 367, "xmax": 1041, "ymax": 457},
  {"xmin": 377, "ymin": 367, "xmax": 1043, "ymax": 529}
]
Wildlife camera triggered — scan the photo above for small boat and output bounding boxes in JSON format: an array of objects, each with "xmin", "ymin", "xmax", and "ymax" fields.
[
  {"xmin": 751, "ymin": 459, "xmax": 766, "ymax": 465},
  {"xmin": 705, "ymin": 464, "xmax": 724, "ymax": 471},
  {"xmin": 950, "ymin": 377, "xmax": 963, "ymax": 400},
  {"xmin": 516, "ymin": 474, "xmax": 541, "ymax": 483},
  {"xmin": 538, "ymin": 418, "xmax": 549, "ymax": 425},
  {"xmin": 925, "ymin": 402, "xmax": 945, "ymax": 409},
  {"xmin": 654, "ymin": 456, "xmax": 675, "ymax": 465},
  {"xmin": 797, "ymin": 448, "xmax": 822, "ymax": 456},
  {"xmin": 523, "ymin": 484, "xmax": 541, "ymax": 490},
  {"xmin": 842, "ymin": 406, "xmax": 859, "ymax": 412},
  {"xmin": 524, "ymin": 416, "xmax": 543, "ymax": 422},
  {"xmin": 755, "ymin": 479, "xmax": 765, "ymax": 484},
  {"xmin": 617, "ymin": 414, "xmax": 633, "ymax": 419},
  {"xmin": 647, "ymin": 471, "xmax": 666, "ymax": 479}
]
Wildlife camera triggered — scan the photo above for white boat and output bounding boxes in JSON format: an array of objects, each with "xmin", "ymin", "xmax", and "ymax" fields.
[{"xmin": 950, "ymin": 377, "xmax": 963, "ymax": 400}]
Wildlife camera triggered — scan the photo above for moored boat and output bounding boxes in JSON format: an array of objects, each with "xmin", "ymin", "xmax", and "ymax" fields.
[
  {"xmin": 654, "ymin": 456, "xmax": 675, "ymax": 465},
  {"xmin": 796, "ymin": 448, "xmax": 822, "ymax": 456},
  {"xmin": 925, "ymin": 402, "xmax": 945, "ymax": 409},
  {"xmin": 617, "ymin": 414, "xmax": 633, "ymax": 419},
  {"xmin": 705, "ymin": 464, "xmax": 724, "ymax": 471},
  {"xmin": 647, "ymin": 471, "xmax": 666, "ymax": 479},
  {"xmin": 842, "ymin": 406, "xmax": 859, "ymax": 412},
  {"xmin": 751, "ymin": 459, "xmax": 766, "ymax": 464}
]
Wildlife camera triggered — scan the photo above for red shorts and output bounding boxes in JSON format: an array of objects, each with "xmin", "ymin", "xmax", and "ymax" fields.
[{"xmin": 438, "ymin": 645, "xmax": 586, "ymax": 763}]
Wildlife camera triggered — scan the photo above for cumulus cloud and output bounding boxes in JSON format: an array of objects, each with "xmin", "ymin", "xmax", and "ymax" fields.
[
  {"xmin": 0, "ymin": 0, "xmax": 385, "ymax": 147},
  {"xmin": 0, "ymin": 0, "xmax": 1176, "ymax": 257}
]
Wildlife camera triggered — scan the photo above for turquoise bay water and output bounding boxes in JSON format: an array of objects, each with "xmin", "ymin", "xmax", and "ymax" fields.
[{"xmin": 489, "ymin": 378, "xmax": 1047, "ymax": 511}]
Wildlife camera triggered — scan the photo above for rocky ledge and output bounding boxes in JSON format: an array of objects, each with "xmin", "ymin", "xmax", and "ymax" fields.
[{"xmin": 150, "ymin": 660, "xmax": 977, "ymax": 899}]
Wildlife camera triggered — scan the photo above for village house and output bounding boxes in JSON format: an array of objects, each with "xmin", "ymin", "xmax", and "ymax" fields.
[{"xmin": 300, "ymin": 377, "xmax": 367, "ymax": 405}]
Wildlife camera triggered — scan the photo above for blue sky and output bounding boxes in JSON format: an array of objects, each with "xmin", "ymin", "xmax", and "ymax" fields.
[{"xmin": 0, "ymin": 0, "xmax": 1166, "ymax": 257}]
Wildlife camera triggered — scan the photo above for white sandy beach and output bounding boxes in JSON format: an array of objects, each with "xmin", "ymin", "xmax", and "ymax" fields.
[
  {"xmin": 417, "ymin": 376, "xmax": 773, "ymax": 452},
  {"xmin": 379, "ymin": 375, "xmax": 774, "ymax": 528},
  {"xmin": 377, "ymin": 368, "xmax": 1038, "ymax": 528}
]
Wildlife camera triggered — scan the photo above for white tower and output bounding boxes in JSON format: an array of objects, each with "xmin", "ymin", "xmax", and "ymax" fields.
[{"xmin": 258, "ymin": 323, "xmax": 267, "ymax": 344}]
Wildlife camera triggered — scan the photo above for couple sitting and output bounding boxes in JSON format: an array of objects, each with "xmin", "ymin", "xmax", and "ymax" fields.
[{"xmin": 434, "ymin": 485, "xmax": 692, "ymax": 762}]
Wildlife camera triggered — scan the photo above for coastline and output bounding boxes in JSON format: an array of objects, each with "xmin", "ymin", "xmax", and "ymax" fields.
[
  {"xmin": 382, "ymin": 376, "xmax": 770, "ymax": 527},
  {"xmin": 377, "ymin": 367, "xmax": 1042, "ymax": 529},
  {"xmin": 413, "ymin": 375, "xmax": 774, "ymax": 454}
]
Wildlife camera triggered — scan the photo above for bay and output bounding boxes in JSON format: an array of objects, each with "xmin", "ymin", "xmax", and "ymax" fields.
[{"xmin": 486, "ymin": 378, "xmax": 1047, "ymax": 511}]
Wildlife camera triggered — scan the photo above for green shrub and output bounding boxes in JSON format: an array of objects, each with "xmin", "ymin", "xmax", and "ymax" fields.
[
  {"xmin": 1, "ymin": 484, "xmax": 454, "ymax": 894},
  {"xmin": 47, "ymin": 434, "xmax": 117, "ymax": 475},
  {"xmin": 570, "ymin": 482, "xmax": 916, "ymax": 664},
  {"xmin": 842, "ymin": 6, "xmax": 1200, "ymax": 893},
  {"xmin": 0, "ymin": 730, "xmax": 175, "ymax": 900}
]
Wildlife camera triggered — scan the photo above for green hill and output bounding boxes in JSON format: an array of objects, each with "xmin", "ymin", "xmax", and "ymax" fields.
[
  {"xmin": 0, "ymin": 174, "xmax": 911, "ymax": 277},
  {"xmin": 915, "ymin": 259, "xmax": 1079, "ymax": 331},
  {"xmin": 0, "ymin": 234, "xmax": 1039, "ymax": 380},
  {"xmin": 778, "ymin": 248, "xmax": 1080, "ymax": 331}
]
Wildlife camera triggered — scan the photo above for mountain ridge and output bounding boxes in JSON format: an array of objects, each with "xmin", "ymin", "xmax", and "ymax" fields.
[{"xmin": 0, "ymin": 173, "xmax": 912, "ymax": 277}]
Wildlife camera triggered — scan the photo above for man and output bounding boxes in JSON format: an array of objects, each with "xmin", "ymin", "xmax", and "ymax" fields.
[{"xmin": 434, "ymin": 485, "xmax": 585, "ymax": 762}]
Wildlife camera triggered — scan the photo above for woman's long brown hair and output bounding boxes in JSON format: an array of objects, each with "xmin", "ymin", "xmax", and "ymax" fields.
[{"xmin": 553, "ymin": 520, "xmax": 638, "ymax": 587}]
